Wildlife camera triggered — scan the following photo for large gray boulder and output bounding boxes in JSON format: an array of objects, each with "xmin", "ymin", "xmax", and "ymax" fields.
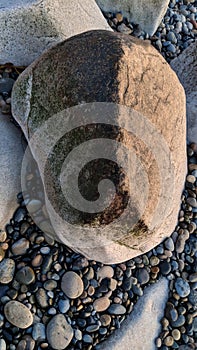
[
  {"xmin": 0, "ymin": 0, "xmax": 111, "ymax": 66},
  {"xmin": 12, "ymin": 30, "xmax": 186, "ymax": 264},
  {"xmin": 171, "ymin": 41, "xmax": 197, "ymax": 144},
  {"xmin": 0, "ymin": 112, "xmax": 25, "ymax": 229},
  {"xmin": 97, "ymin": 278, "xmax": 169, "ymax": 350},
  {"xmin": 96, "ymin": 0, "xmax": 170, "ymax": 35}
]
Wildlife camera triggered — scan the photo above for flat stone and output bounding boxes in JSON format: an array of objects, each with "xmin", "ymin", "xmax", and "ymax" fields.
[
  {"xmin": 61, "ymin": 271, "xmax": 84, "ymax": 299},
  {"xmin": 108, "ymin": 304, "xmax": 126, "ymax": 315},
  {"xmin": 12, "ymin": 30, "xmax": 186, "ymax": 265},
  {"xmin": 46, "ymin": 314, "xmax": 73, "ymax": 349},
  {"xmin": 4, "ymin": 301, "xmax": 33, "ymax": 329},
  {"xmin": 0, "ymin": 0, "xmax": 111, "ymax": 66},
  {"xmin": 11, "ymin": 238, "xmax": 29, "ymax": 255},
  {"xmin": 175, "ymin": 278, "xmax": 190, "ymax": 298},
  {"xmin": 96, "ymin": 0, "xmax": 170, "ymax": 35},
  {"xmin": 0, "ymin": 258, "xmax": 15, "ymax": 284},
  {"xmin": 96, "ymin": 278, "xmax": 169, "ymax": 350},
  {"xmin": 0, "ymin": 113, "xmax": 25, "ymax": 230}
]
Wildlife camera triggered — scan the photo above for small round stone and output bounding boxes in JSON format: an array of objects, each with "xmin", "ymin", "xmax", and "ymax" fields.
[
  {"xmin": 58, "ymin": 299, "xmax": 70, "ymax": 313},
  {"xmin": 186, "ymin": 175, "xmax": 196, "ymax": 183},
  {"xmin": 93, "ymin": 297, "xmax": 110, "ymax": 312},
  {"xmin": 172, "ymin": 329, "xmax": 181, "ymax": 341},
  {"xmin": 61, "ymin": 271, "xmax": 84, "ymax": 299},
  {"xmin": 186, "ymin": 197, "xmax": 197, "ymax": 207},
  {"xmin": 164, "ymin": 237, "xmax": 174, "ymax": 251},
  {"xmin": 0, "ymin": 258, "xmax": 15, "ymax": 284},
  {"xmin": 108, "ymin": 304, "xmax": 126, "ymax": 315},
  {"xmin": 97, "ymin": 266, "xmax": 114, "ymax": 280},
  {"xmin": 136, "ymin": 268, "xmax": 150, "ymax": 284},
  {"xmin": 0, "ymin": 231, "xmax": 7, "ymax": 242},
  {"xmin": 11, "ymin": 238, "xmax": 29, "ymax": 255},
  {"xmin": 46, "ymin": 314, "xmax": 73, "ymax": 350},
  {"xmin": 150, "ymin": 256, "xmax": 160, "ymax": 266},
  {"xmin": 175, "ymin": 278, "xmax": 190, "ymax": 298},
  {"xmin": 100, "ymin": 314, "xmax": 111, "ymax": 327},
  {"xmin": 4, "ymin": 301, "xmax": 33, "ymax": 329},
  {"xmin": 164, "ymin": 336, "xmax": 174, "ymax": 346},
  {"xmin": 15, "ymin": 266, "xmax": 35, "ymax": 285}
]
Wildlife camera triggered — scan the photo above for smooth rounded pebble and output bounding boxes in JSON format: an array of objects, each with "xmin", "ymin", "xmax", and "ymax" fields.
[
  {"xmin": 175, "ymin": 278, "xmax": 190, "ymax": 297},
  {"xmin": 61, "ymin": 271, "xmax": 84, "ymax": 299},
  {"xmin": 93, "ymin": 297, "xmax": 111, "ymax": 312},
  {"xmin": 97, "ymin": 266, "xmax": 114, "ymax": 280},
  {"xmin": 11, "ymin": 238, "xmax": 29, "ymax": 255},
  {"xmin": 15, "ymin": 266, "xmax": 35, "ymax": 285},
  {"xmin": 107, "ymin": 304, "xmax": 126, "ymax": 315},
  {"xmin": 4, "ymin": 301, "xmax": 33, "ymax": 329},
  {"xmin": 0, "ymin": 258, "xmax": 15, "ymax": 284},
  {"xmin": 46, "ymin": 314, "xmax": 73, "ymax": 349}
]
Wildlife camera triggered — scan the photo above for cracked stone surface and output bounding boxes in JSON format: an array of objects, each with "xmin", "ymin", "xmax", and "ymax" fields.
[
  {"xmin": 12, "ymin": 30, "xmax": 186, "ymax": 264},
  {"xmin": 97, "ymin": 278, "xmax": 169, "ymax": 350},
  {"xmin": 96, "ymin": 0, "xmax": 170, "ymax": 35},
  {"xmin": 0, "ymin": 0, "xmax": 111, "ymax": 66}
]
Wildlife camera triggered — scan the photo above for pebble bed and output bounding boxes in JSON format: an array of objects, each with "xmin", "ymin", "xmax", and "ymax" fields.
[
  {"xmin": 0, "ymin": 146, "xmax": 196, "ymax": 350},
  {"xmin": 103, "ymin": 0, "xmax": 197, "ymax": 62},
  {"xmin": 0, "ymin": 1, "xmax": 196, "ymax": 350}
]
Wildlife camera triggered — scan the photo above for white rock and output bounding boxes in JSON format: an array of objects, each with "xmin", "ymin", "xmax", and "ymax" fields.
[
  {"xmin": 96, "ymin": 0, "xmax": 170, "ymax": 35},
  {"xmin": 0, "ymin": 112, "xmax": 25, "ymax": 230},
  {"xmin": 0, "ymin": 0, "xmax": 112, "ymax": 66},
  {"xmin": 96, "ymin": 278, "xmax": 169, "ymax": 350}
]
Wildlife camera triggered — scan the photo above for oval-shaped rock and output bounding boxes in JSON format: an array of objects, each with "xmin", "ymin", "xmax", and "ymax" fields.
[
  {"xmin": 0, "ymin": 258, "xmax": 15, "ymax": 284},
  {"xmin": 175, "ymin": 278, "xmax": 190, "ymax": 298},
  {"xmin": 93, "ymin": 297, "xmax": 111, "ymax": 312},
  {"xmin": 11, "ymin": 238, "xmax": 29, "ymax": 255},
  {"xmin": 15, "ymin": 266, "xmax": 35, "ymax": 285},
  {"xmin": 108, "ymin": 304, "xmax": 126, "ymax": 315},
  {"xmin": 61, "ymin": 271, "xmax": 84, "ymax": 299},
  {"xmin": 12, "ymin": 30, "xmax": 186, "ymax": 264},
  {"xmin": 46, "ymin": 314, "xmax": 73, "ymax": 349},
  {"xmin": 4, "ymin": 301, "xmax": 33, "ymax": 329}
]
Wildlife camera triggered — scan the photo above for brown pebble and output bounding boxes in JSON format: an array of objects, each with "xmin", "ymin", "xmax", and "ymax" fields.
[
  {"xmin": 93, "ymin": 297, "xmax": 110, "ymax": 312},
  {"xmin": 164, "ymin": 336, "xmax": 174, "ymax": 346},
  {"xmin": 100, "ymin": 314, "xmax": 111, "ymax": 327},
  {"xmin": 116, "ymin": 12, "xmax": 123, "ymax": 22},
  {"xmin": 32, "ymin": 254, "xmax": 43, "ymax": 267},
  {"xmin": 172, "ymin": 329, "xmax": 181, "ymax": 341}
]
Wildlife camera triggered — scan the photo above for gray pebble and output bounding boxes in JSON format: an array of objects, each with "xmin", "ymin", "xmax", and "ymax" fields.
[
  {"xmin": 175, "ymin": 278, "xmax": 190, "ymax": 297},
  {"xmin": 61, "ymin": 271, "xmax": 84, "ymax": 299},
  {"xmin": 108, "ymin": 304, "xmax": 126, "ymax": 315},
  {"xmin": 46, "ymin": 314, "xmax": 73, "ymax": 349},
  {"xmin": 32, "ymin": 323, "xmax": 46, "ymax": 341},
  {"xmin": 164, "ymin": 237, "xmax": 174, "ymax": 251},
  {"xmin": 171, "ymin": 314, "xmax": 185, "ymax": 328},
  {"xmin": 36, "ymin": 288, "xmax": 48, "ymax": 309},
  {"xmin": 58, "ymin": 298, "xmax": 70, "ymax": 313},
  {"xmin": 136, "ymin": 268, "xmax": 150, "ymax": 285},
  {"xmin": 15, "ymin": 266, "xmax": 35, "ymax": 285}
]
